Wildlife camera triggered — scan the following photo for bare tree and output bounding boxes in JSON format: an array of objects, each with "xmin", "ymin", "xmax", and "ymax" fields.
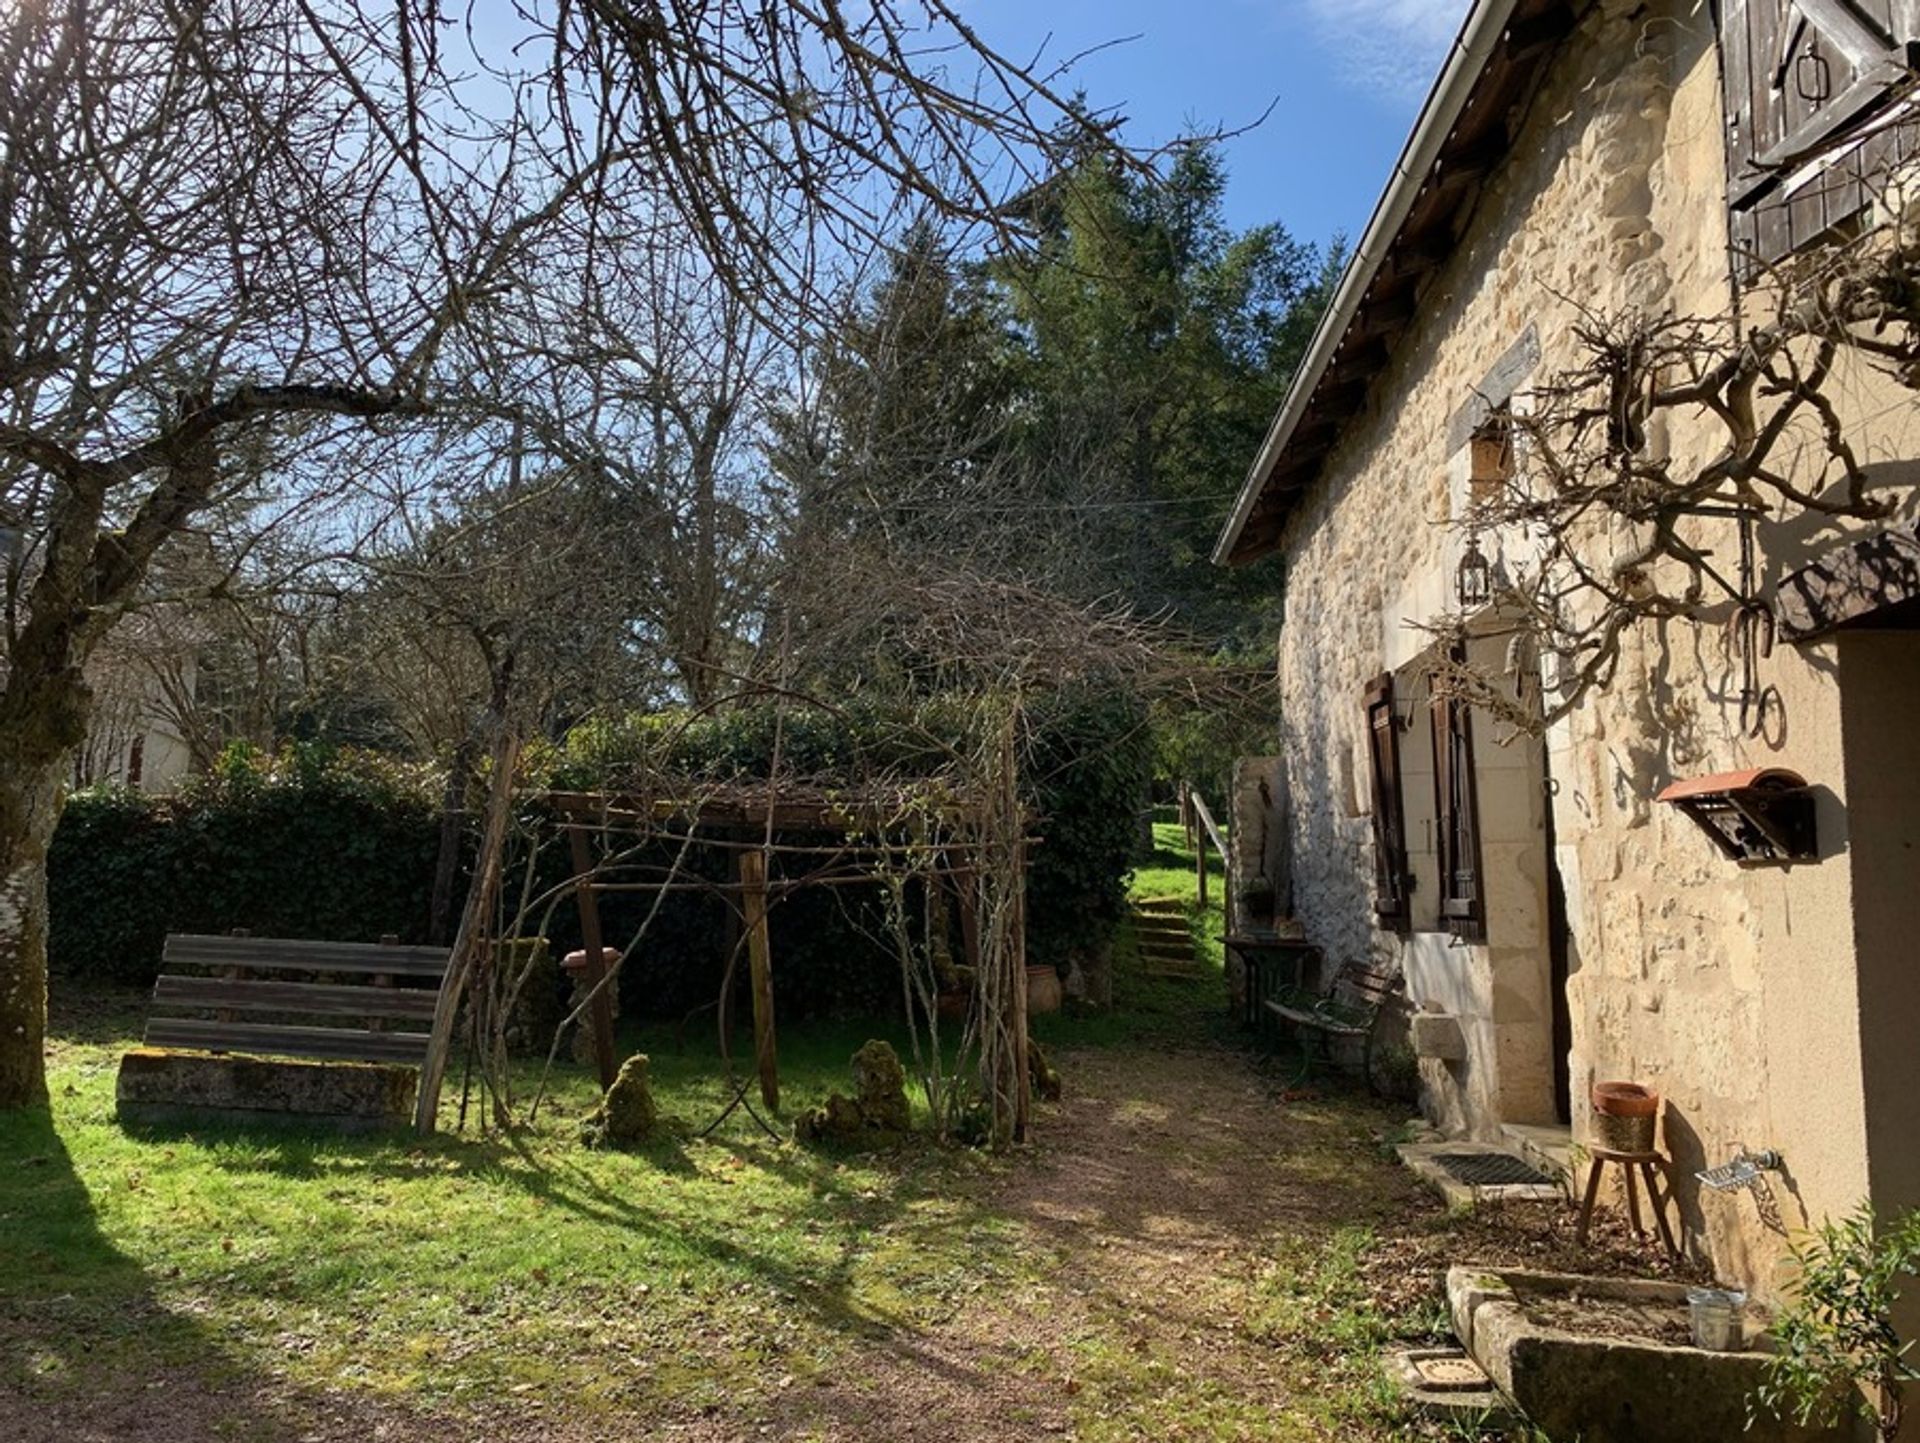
[{"xmin": 0, "ymin": 0, "xmax": 1115, "ymax": 1108}]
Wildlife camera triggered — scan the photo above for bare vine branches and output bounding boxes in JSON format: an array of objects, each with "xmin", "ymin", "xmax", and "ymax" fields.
[{"xmin": 1435, "ymin": 218, "xmax": 1920, "ymax": 736}]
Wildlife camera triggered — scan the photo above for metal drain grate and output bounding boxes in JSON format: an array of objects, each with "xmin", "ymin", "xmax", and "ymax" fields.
[{"xmin": 1430, "ymin": 1150, "xmax": 1554, "ymax": 1187}]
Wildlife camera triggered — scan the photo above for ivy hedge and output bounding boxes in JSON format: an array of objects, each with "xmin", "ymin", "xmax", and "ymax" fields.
[
  {"xmin": 48, "ymin": 745, "xmax": 445, "ymax": 986},
  {"xmin": 49, "ymin": 692, "xmax": 1154, "ymax": 1020}
]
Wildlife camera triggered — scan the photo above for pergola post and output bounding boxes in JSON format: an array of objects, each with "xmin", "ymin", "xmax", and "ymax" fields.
[
  {"xmin": 738, "ymin": 847, "xmax": 779, "ymax": 1110},
  {"xmin": 1012, "ymin": 837, "xmax": 1032, "ymax": 1142},
  {"xmin": 567, "ymin": 823, "xmax": 620, "ymax": 1091}
]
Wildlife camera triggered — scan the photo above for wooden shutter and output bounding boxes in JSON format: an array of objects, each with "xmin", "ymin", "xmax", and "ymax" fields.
[
  {"xmin": 1431, "ymin": 675, "xmax": 1486, "ymax": 941},
  {"xmin": 1718, "ymin": 0, "xmax": 1920, "ymax": 269},
  {"xmin": 1364, "ymin": 674, "xmax": 1411, "ymax": 931}
]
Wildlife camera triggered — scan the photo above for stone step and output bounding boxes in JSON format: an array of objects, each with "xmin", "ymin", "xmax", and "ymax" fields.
[
  {"xmin": 1134, "ymin": 926, "xmax": 1192, "ymax": 943},
  {"xmin": 1133, "ymin": 899, "xmax": 1189, "ymax": 915}
]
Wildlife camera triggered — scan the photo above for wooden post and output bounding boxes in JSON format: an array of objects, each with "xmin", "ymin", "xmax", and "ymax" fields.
[
  {"xmin": 955, "ymin": 866, "xmax": 981, "ymax": 979},
  {"xmin": 415, "ymin": 724, "xmax": 520, "ymax": 1136},
  {"xmin": 717, "ymin": 849, "xmax": 744, "ymax": 1059},
  {"xmin": 567, "ymin": 823, "xmax": 620, "ymax": 1091},
  {"xmin": 738, "ymin": 847, "xmax": 779, "ymax": 1111},
  {"xmin": 1011, "ymin": 838, "xmax": 1031, "ymax": 1142},
  {"xmin": 1196, "ymin": 828, "xmax": 1208, "ymax": 909}
]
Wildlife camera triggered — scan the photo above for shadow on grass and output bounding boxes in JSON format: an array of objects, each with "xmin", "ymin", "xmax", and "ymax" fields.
[{"xmin": 0, "ymin": 1105, "xmax": 300, "ymax": 1442}]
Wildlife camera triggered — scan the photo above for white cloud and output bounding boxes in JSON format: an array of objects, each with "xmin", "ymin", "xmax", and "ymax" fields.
[{"xmin": 1297, "ymin": 0, "xmax": 1471, "ymax": 103}]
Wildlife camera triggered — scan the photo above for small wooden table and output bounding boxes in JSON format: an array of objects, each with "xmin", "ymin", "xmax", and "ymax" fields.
[
  {"xmin": 1577, "ymin": 1146, "xmax": 1680, "ymax": 1257},
  {"xmin": 1224, "ymin": 926, "xmax": 1317, "ymax": 1029}
]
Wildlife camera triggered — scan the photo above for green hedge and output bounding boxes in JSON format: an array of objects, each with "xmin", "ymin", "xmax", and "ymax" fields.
[
  {"xmin": 48, "ymin": 745, "xmax": 445, "ymax": 985},
  {"xmin": 49, "ymin": 694, "xmax": 1153, "ymax": 1019}
]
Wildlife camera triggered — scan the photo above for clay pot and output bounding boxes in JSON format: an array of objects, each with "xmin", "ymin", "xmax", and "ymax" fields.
[
  {"xmin": 1590, "ymin": 1081, "xmax": 1659, "ymax": 1153},
  {"xmin": 1026, "ymin": 964, "xmax": 1064, "ymax": 1016},
  {"xmin": 561, "ymin": 946, "xmax": 621, "ymax": 977},
  {"xmin": 936, "ymin": 989, "xmax": 971, "ymax": 1023}
]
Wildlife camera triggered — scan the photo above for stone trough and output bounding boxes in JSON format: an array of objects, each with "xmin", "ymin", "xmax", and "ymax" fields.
[{"xmin": 1446, "ymin": 1266, "xmax": 1838, "ymax": 1442}]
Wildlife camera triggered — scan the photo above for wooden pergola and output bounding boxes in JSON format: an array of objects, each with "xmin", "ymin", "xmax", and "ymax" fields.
[{"xmin": 537, "ymin": 784, "xmax": 1037, "ymax": 1132}]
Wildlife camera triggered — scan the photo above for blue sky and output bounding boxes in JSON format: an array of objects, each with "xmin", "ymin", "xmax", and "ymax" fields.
[{"xmin": 964, "ymin": 0, "xmax": 1472, "ymax": 249}]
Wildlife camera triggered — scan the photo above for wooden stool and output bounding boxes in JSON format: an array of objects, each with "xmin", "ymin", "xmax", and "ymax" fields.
[{"xmin": 1577, "ymin": 1147, "xmax": 1679, "ymax": 1256}]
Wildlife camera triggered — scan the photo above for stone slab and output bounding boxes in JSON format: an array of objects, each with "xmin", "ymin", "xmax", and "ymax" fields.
[
  {"xmin": 1398, "ymin": 1142, "xmax": 1564, "ymax": 1207},
  {"xmin": 1384, "ymin": 1347, "xmax": 1523, "ymax": 1429},
  {"xmin": 116, "ymin": 1047, "xmax": 417, "ymax": 1131}
]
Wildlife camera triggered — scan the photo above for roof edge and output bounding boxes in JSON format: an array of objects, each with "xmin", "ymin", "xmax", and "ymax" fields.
[{"xmin": 1212, "ymin": 0, "xmax": 1525, "ymax": 567}]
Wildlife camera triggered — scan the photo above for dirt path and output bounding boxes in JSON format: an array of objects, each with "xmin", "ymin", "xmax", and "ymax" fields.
[{"xmin": 749, "ymin": 1038, "xmax": 1435, "ymax": 1442}]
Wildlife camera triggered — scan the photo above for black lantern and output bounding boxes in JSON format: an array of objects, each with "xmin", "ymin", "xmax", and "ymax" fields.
[{"xmin": 1456, "ymin": 535, "xmax": 1494, "ymax": 610}]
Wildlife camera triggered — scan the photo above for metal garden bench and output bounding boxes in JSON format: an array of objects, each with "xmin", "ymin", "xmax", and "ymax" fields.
[{"xmin": 1262, "ymin": 954, "xmax": 1401, "ymax": 1087}]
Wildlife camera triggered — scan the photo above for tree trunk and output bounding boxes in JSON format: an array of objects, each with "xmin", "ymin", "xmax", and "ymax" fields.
[{"xmin": 0, "ymin": 672, "xmax": 90, "ymax": 1110}]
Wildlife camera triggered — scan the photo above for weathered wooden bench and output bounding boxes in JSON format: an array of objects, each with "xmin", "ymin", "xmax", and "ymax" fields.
[
  {"xmin": 1262, "ymin": 954, "xmax": 1401, "ymax": 1087},
  {"xmin": 116, "ymin": 932, "xmax": 452, "ymax": 1129}
]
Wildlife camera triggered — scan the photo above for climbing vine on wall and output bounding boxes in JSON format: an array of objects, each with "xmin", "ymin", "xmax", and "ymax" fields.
[{"xmin": 1431, "ymin": 215, "xmax": 1920, "ymax": 733}]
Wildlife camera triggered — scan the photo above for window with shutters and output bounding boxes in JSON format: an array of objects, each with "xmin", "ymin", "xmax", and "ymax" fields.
[
  {"xmin": 1431, "ymin": 667, "xmax": 1486, "ymax": 942},
  {"xmin": 1718, "ymin": 0, "xmax": 1920, "ymax": 270},
  {"xmin": 1365, "ymin": 674, "xmax": 1412, "ymax": 931}
]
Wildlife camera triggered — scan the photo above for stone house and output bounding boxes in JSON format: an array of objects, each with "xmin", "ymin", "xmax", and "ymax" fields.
[{"xmin": 1215, "ymin": 0, "xmax": 1920, "ymax": 1307}]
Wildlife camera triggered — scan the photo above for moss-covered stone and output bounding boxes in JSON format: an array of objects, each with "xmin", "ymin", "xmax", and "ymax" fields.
[
  {"xmin": 796, "ymin": 1039, "xmax": 912, "ymax": 1146},
  {"xmin": 1028, "ymin": 1039, "xmax": 1063, "ymax": 1103},
  {"xmin": 851, "ymin": 1039, "xmax": 911, "ymax": 1132},
  {"xmin": 580, "ymin": 1052, "xmax": 657, "ymax": 1148}
]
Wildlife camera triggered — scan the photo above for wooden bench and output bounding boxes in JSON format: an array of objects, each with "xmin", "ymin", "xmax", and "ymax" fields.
[
  {"xmin": 117, "ymin": 933, "xmax": 453, "ymax": 1129},
  {"xmin": 143, "ymin": 933, "xmax": 452, "ymax": 1064},
  {"xmin": 1262, "ymin": 955, "xmax": 1401, "ymax": 1087}
]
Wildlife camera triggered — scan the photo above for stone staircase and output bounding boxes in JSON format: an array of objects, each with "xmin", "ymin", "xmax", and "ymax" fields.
[{"xmin": 1131, "ymin": 898, "xmax": 1203, "ymax": 979}]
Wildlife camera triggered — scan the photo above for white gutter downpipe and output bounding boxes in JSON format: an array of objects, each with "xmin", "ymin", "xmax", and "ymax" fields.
[{"xmin": 1213, "ymin": 0, "xmax": 1525, "ymax": 565}]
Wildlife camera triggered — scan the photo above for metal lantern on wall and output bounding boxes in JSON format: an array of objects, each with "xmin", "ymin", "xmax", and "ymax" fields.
[{"xmin": 1456, "ymin": 535, "xmax": 1494, "ymax": 610}]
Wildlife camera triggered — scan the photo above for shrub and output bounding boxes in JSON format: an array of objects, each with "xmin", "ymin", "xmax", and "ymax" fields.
[
  {"xmin": 49, "ymin": 743, "xmax": 444, "ymax": 985},
  {"xmin": 1755, "ymin": 1201, "xmax": 1920, "ymax": 1442},
  {"xmin": 49, "ymin": 696, "xmax": 1152, "ymax": 1022}
]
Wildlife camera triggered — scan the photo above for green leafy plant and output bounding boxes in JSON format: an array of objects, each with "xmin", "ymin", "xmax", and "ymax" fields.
[{"xmin": 1754, "ymin": 1201, "xmax": 1920, "ymax": 1442}]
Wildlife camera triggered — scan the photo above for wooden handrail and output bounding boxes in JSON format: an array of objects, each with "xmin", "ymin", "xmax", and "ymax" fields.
[
  {"xmin": 1185, "ymin": 787, "xmax": 1228, "ymax": 909},
  {"xmin": 1190, "ymin": 792, "xmax": 1227, "ymax": 860}
]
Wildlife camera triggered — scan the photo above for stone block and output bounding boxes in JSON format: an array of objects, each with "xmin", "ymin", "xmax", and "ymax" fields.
[
  {"xmin": 1410, "ymin": 1011, "xmax": 1468, "ymax": 1061},
  {"xmin": 116, "ymin": 1048, "xmax": 416, "ymax": 1131}
]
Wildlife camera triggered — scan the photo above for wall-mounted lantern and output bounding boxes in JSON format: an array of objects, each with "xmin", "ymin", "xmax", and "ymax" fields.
[
  {"xmin": 1656, "ymin": 767, "xmax": 1817, "ymax": 866},
  {"xmin": 1456, "ymin": 535, "xmax": 1495, "ymax": 610}
]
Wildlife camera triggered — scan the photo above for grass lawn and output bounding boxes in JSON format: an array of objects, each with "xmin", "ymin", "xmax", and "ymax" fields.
[{"xmin": 1, "ymin": 824, "xmax": 1682, "ymax": 1441}]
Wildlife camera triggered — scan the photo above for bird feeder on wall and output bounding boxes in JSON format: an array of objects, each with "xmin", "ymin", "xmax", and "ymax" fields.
[{"xmin": 1656, "ymin": 768, "xmax": 1818, "ymax": 866}]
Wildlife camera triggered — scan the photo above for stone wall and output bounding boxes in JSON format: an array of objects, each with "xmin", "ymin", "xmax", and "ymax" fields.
[{"xmin": 1266, "ymin": 0, "xmax": 1920, "ymax": 1303}]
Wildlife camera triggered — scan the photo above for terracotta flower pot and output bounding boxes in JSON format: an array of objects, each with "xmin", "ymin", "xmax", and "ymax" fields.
[
  {"xmin": 1591, "ymin": 1081, "xmax": 1659, "ymax": 1116},
  {"xmin": 561, "ymin": 946, "xmax": 621, "ymax": 977},
  {"xmin": 1026, "ymin": 964, "xmax": 1064, "ymax": 1016},
  {"xmin": 1590, "ymin": 1080, "xmax": 1659, "ymax": 1153}
]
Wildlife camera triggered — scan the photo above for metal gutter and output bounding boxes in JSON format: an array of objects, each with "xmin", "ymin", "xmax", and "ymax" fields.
[{"xmin": 1212, "ymin": 0, "xmax": 1525, "ymax": 566}]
